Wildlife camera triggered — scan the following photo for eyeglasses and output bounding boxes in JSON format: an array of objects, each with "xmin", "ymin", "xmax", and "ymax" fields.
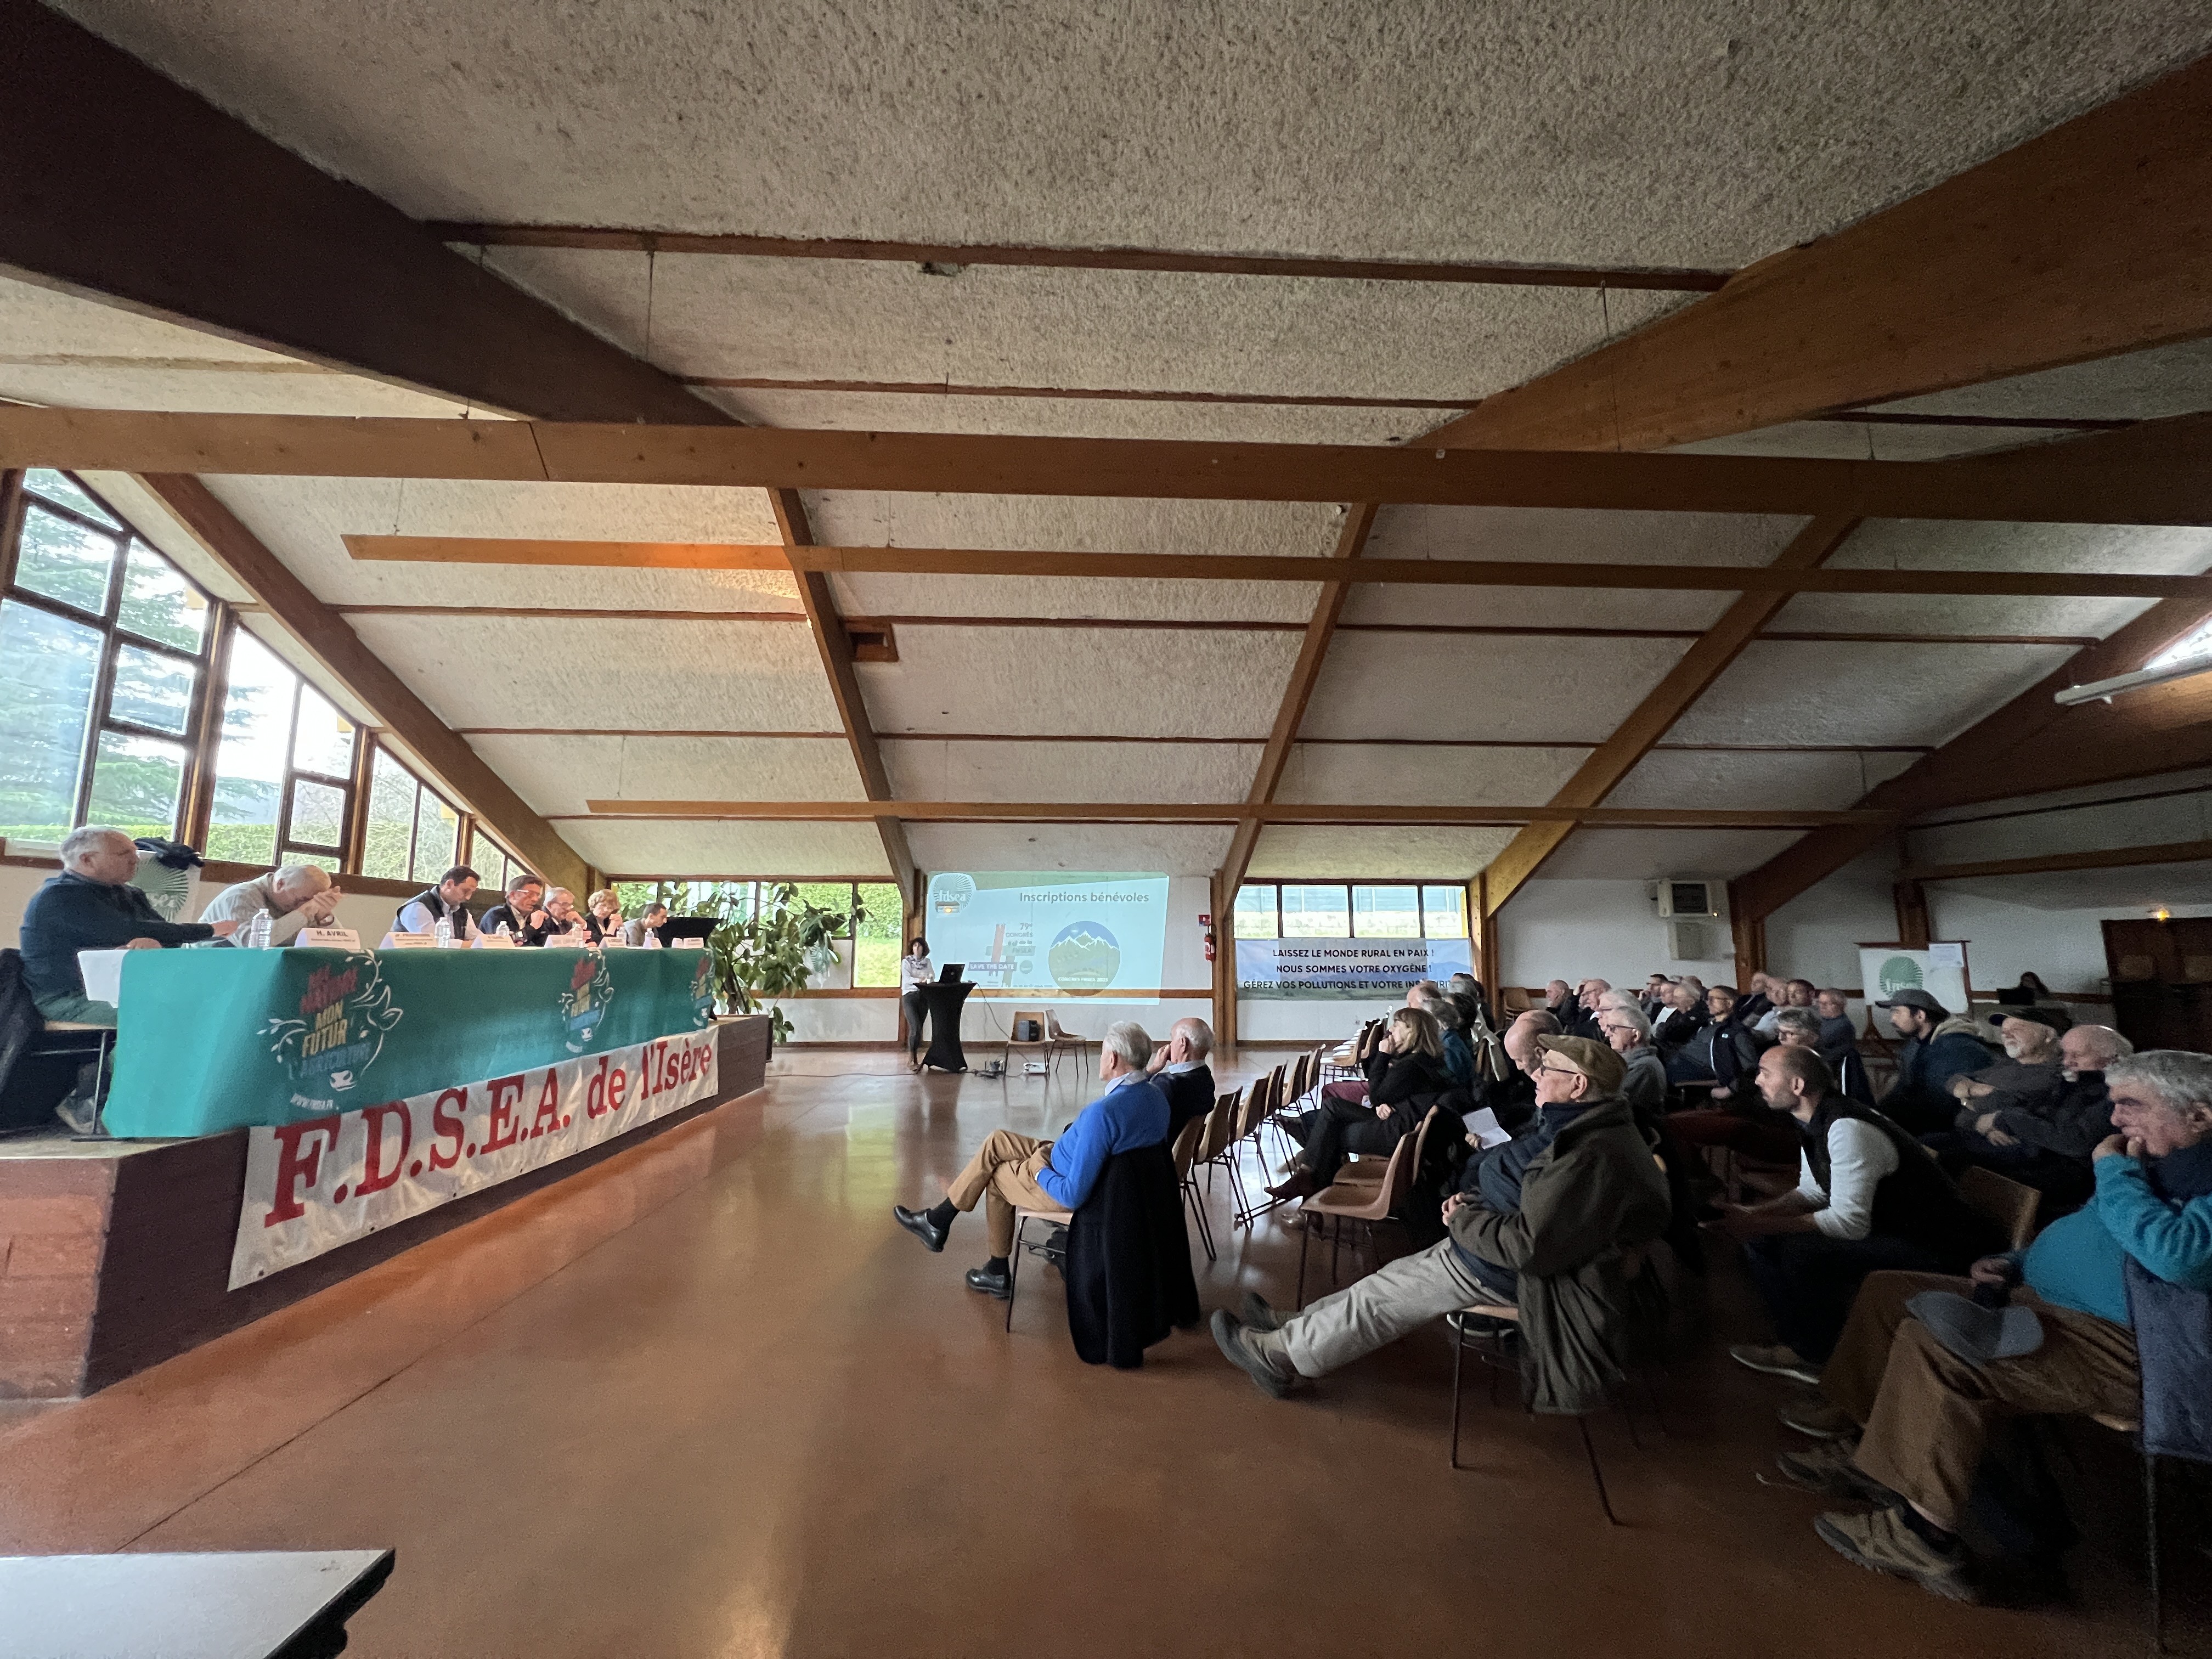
[{"xmin": 1536, "ymin": 1060, "xmax": 1584, "ymax": 1078}]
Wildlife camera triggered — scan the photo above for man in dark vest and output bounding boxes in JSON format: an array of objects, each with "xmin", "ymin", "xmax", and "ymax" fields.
[
  {"xmin": 1711, "ymin": 1045, "xmax": 1992, "ymax": 1384},
  {"xmin": 1144, "ymin": 1015, "xmax": 1217, "ymax": 1136},
  {"xmin": 391, "ymin": 865, "xmax": 480, "ymax": 941}
]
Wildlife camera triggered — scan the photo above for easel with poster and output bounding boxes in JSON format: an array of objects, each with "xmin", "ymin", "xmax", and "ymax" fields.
[{"xmin": 1855, "ymin": 940, "xmax": 1974, "ymax": 1057}]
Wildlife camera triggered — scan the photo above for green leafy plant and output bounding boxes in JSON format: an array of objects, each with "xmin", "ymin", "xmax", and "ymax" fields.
[{"xmin": 683, "ymin": 881, "xmax": 865, "ymax": 1045}]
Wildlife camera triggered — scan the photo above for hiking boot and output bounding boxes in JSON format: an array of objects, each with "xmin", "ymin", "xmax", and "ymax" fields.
[
  {"xmin": 1774, "ymin": 1441, "xmax": 1888, "ymax": 1503},
  {"xmin": 1729, "ymin": 1342, "xmax": 1821, "ymax": 1385},
  {"xmin": 1814, "ymin": 1506, "xmax": 1978, "ymax": 1602},
  {"xmin": 1211, "ymin": 1310, "xmax": 1301, "ymax": 1398},
  {"xmin": 1780, "ymin": 1398, "xmax": 1858, "ymax": 1440}
]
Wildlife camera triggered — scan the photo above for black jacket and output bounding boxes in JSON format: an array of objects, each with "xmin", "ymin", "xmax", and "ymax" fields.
[
  {"xmin": 20, "ymin": 871, "xmax": 213, "ymax": 1005},
  {"xmin": 1364, "ymin": 1048, "xmax": 1453, "ymax": 1131},
  {"xmin": 1987, "ymin": 1070, "xmax": 2114, "ymax": 1162},
  {"xmin": 1064, "ymin": 1141, "xmax": 1201, "ymax": 1368},
  {"xmin": 1157, "ymin": 1063, "xmax": 1216, "ymax": 1137},
  {"xmin": 479, "ymin": 902, "xmax": 551, "ymax": 945},
  {"xmin": 1800, "ymin": 1096, "xmax": 1997, "ymax": 1268}
]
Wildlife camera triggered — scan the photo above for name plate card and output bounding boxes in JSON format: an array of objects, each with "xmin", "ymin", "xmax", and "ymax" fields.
[
  {"xmin": 541, "ymin": 933, "xmax": 589, "ymax": 948},
  {"xmin": 298, "ymin": 927, "xmax": 363, "ymax": 951},
  {"xmin": 382, "ymin": 932, "xmax": 436, "ymax": 950},
  {"xmin": 672, "ymin": 937, "xmax": 706, "ymax": 950},
  {"xmin": 471, "ymin": 932, "xmax": 520, "ymax": 949}
]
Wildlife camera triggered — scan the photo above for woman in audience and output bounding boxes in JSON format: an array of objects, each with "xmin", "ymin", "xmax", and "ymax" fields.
[
  {"xmin": 585, "ymin": 888, "xmax": 623, "ymax": 943},
  {"xmin": 1271, "ymin": 1006, "xmax": 1452, "ymax": 1200}
]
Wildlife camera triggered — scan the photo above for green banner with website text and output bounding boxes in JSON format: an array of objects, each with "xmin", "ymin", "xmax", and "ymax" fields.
[{"xmin": 104, "ymin": 946, "xmax": 719, "ymax": 1138}]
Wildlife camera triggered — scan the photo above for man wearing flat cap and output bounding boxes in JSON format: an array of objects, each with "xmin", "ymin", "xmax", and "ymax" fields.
[
  {"xmin": 1873, "ymin": 988, "xmax": 1996, "ymax": 1136},
  {"xmin": 1210, "ymin": 1035, "xmax": 1670, "ymax": 1398}
]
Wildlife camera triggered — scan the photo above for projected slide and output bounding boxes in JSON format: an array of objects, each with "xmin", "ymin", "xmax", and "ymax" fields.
[{"xmin": 925, "ymin": 872, "xmax": 1170, "ymax": 998}]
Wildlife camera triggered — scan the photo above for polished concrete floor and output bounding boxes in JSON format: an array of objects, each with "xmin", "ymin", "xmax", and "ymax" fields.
[{"xmin": 1, "ymin": 1050, "xmax": 2201, "ymax": 1657}]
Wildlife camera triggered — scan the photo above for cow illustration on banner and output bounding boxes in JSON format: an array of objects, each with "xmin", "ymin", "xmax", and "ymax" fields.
[{"xmin": 259, "ymin": 953, "xmax": 405, "ymax": 1112}]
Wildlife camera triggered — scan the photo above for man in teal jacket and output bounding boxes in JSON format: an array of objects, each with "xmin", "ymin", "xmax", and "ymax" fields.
[{"xmin": 1778, "ymin": 1048, "xmax": 2212, "ymax": 1601}]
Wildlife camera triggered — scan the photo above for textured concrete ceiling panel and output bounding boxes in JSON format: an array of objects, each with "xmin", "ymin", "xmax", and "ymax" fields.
[
  {"xmin": 560, "ymin": 819, "xmax": 893, "ymax": 878},
  {"xmin": 804, "ymin": 491, "xmax": 1344, "ymax": 557},
  {"xmin": 1607, "ymin": 747, "xmax": 1920, "ymax": 811},
  {"xmin": 1668, "ymin": 422, "xmax": 2073, "ymax": 460},
  {"xmin": 1276, "ymin": 743, "xmax": 1590, "ymax": 806},
  {"xmin": 1927, "ymin": 862, "xmax": 2212, "ymax": 912},
  {"xmin": 825, "ymin": 577, "xmax": 1319, "ymax": 625},
  {"xmin": 1765, "ymin": 591, "xmax": 2154, "ymax": 640},
  {"xmin": 1534, "ymin": 826, "xmax": 1803, "ymax": 881},
  {"xmin": 53, "ymin": 2, "xmax": 2212, "ymax": 266},
  {"xmin": 1909, "ymin": 788, "xmax": 2212, "ymax": 870},
  {"xmin": 1667, "ymin": 639, "xmax": 2078, "ymax": 748},
  {"xmin": 1870, "ymin": 338, "xmax": 2212, "ymax": 422},
  {"xmin": 906, "ymin": 823, "xmax": 1233, "ymax": 876},
  {"xmin": 466, "ymin": 734, "xmax": 865, "ymax": 817},
  {"xmin": 204, "ymin": 476, "xmax": 798, "ymax": 611},
  {"xmin": 699, "ymin": 386, "xmax": 1427, "ymax": 445},
  {"xmin": 856, "ymin": 625, "xmax": 1300, "ymax": 738},
  {"xmin": 349, "ymin": 614, "xmax": 841, "ymax": 730},
  {"xmin": 1246, "ymin": 824, "xmax": 1518, "ymax": 880},
  {"xmin": 1300, "ymin": 631, "xmax": 1692, "ymax": 742},
  {"xmin": 884, "ymin": 738, "xmax": 1260, "ymax": 804},
  {"xmin": 485, "ymin": 247, "xmax": 1675, "ymax": 404}
]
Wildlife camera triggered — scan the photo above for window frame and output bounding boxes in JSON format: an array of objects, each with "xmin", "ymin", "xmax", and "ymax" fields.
[
  {"xmin": 1234, "ymin": 878, "xmax": 1475, "ymax": 941},
  {"xmin": 3, "ymin": 470, "xmax": 223, "ymax": 844}
]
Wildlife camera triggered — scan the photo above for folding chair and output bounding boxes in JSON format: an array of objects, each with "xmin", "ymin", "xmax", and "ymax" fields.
[
  {"xmin": 1000, "ymin": 1009, "xmax": 1054, "ymax": 1094},
  {"xmin": 1005, "ymin": 1202, "xmax": 1075, "ymax": 1332},
  {"xmin": 1959, "ymin": 1164, "xmax": 2041, "ymax": 1250},
  {"xmin": 1229, "ymin": 1067, "xmax": 1286, "ymax": 1228},
  {"xmin": 1169, "ymin": 1111, "xmax": 1215, "ymax": 1263},
  {"xmin": 35, "ymin": 1020, "xmax": 117, "ymax": 1136},
  {"xmin": 1293, "ymin": 1118, "xmax": 1424, "ymax": 1306}
]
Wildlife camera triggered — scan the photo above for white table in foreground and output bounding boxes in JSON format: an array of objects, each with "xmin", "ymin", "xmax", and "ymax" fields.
[{"xmin": 0, "ymin": 1549, "xmax": 394, "ymax": 1659}]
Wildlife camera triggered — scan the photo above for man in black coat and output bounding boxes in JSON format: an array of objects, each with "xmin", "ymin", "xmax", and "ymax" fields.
[{"xmin": 1144, "ymin": 1015, "xmax": 1217, "ymax": 1136}]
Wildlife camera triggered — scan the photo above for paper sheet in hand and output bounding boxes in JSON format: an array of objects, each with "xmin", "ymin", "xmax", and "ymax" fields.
[{"xmin": 1462, "ymin": 1107, "xmax": 1511, "ymax": 1149}]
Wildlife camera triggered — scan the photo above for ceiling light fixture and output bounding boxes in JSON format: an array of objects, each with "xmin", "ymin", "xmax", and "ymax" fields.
[{"xmin": 2053, "ymin": 656, "xmax": 2212, "ymax": 707}]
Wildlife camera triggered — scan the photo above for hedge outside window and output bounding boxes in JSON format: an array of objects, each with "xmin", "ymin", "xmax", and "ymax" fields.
[{"xmin": 1, "ymin": 470, "xmax": 216, "ymax": 847}]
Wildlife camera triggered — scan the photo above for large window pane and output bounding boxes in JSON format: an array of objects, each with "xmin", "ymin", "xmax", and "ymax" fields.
[
  {"xmin": 117, "ymin": 544, "xmax": 210, "ymax": 651},
  {"xmin": 289, "ymin": 778, "xmax": 346, "ymax": 850},
  {"xmin": 0, "ymin": 601, "xmax": 100, "ymax": 843},
  {"xmin": 361, "ymin": 750, "xmax": 418, "ymax": 879},
  {"xmin": 286, "ymin": 851, "xmax": 341, "ymax": 873},
  {"xmin": 109, "ymin": 644, "xmax": 197, "ymax": 735},
  {"xmin": 411, "ymin": 789, "xmax": 459, "ymax": 882},
  {"xmin": 1233, "ymin": 884, "xmax": 1279, "ymax": 939},
  {"xmin": 789, "ymin": 882, "xmax": 857, "ymax": 933},
  {"xmin": 16, "ymin": 505, "xmax": 119, "ymax": 615},
  {"xmin": 291, "ymin": 684, "xmax": 356, "ymax": 778},
  {"xmin": 1352, "ymin": 884, "xmax": 1421, "ymax": 938},
  {"xmin": 25, "ymin": 469, "xmax": 122, "ymax": 530},
  {"xmin": 1422, "ymin": 884, "xmax": 1469, "ymax": 939},
  {"xmin": 853, "ymin": 881, "xmax": 903, "ymax": 985},
  {"xmin": 1280, "ymin": 884, "xmax": 1349, "ymax": 937},
  {"xmin": 207, "ymin": 633, "xmax": 296, "ymax": 866},
  {"xmin": 86, "ymin": 729, "xmax": 185, "ymax": 838}
]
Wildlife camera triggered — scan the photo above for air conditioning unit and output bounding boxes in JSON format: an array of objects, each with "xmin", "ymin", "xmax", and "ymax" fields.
[
  {"xmin": 1656, "ymin": 878, "xmax": 1717, "ymax": 918},
  {"xmin": 1667, "ymin": 920, "xmax": 1719, "ymax": 962}
]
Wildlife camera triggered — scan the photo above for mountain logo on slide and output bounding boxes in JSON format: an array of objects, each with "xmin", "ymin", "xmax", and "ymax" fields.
[
  {"xmin": 930, "ymin": 874, "xmax": 976, "ymax": 915},
  {"xmin": 1877, "ymin": 955, "xmax": 1925, "ymax": 997},
  {"xmin": 1048, "ymin": 921, "xmax": 1121, "ymax": 992}
]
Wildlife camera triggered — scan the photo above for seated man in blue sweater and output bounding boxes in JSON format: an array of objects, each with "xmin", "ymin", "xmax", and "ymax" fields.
[
  {"xmin": 894, "ymin": 1020, "xmax": 1169, "ymax": 1299},
  {"xmin": 1774, "ymin": 1048, "xmax": 2212, "ymax": 1602}
]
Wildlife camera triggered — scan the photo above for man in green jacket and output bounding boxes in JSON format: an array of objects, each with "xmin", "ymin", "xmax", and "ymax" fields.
[{"xmin": 1212, "ymin": 1036, "xmax": 1671, "ymax": 1404}]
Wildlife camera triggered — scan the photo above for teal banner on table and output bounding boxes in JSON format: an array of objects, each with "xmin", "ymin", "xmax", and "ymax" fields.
[{"xmin": 104, "ymin": 947, "xmax": 720, "ymax": 1138}]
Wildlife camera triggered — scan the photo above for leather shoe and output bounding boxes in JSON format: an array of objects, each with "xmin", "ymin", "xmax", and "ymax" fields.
[
  {"xmin": 964, "ymin": 1263, "xmax": 1011, "ymax": 1299},
  {"xmin": 892, "ymin": 1204, "xmax": 949, "ymax": 1252}
]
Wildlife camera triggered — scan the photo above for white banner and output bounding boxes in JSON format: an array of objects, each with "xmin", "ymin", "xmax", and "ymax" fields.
[{"xmin": 230, "ymin": 1030, "xmax": 720, "ymax": 1288}]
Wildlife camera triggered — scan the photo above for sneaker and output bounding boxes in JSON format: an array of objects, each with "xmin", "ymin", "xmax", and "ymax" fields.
[
  {"xmin": 54, "ymin": 1092, "xmax": 100, "ymax": 1137},
  {"xmin": 1780, "ymin": 1398, "xmax": 1858, "ymax": 1440},
  {"xmin": 1729, "ymin": 1342, "xmax": 1821, "ymax": 1385},
  {"xmin": 1814, "ymin": 1507, "xmax": 1978, "ymax": 1602},
  {"xmin": 1211, "ymin": 1310, "xmax": 1300, "ymax": 1398},
  {"xmin": 1240, "ymin": 1291, "xmax": 1283, "ymax": 1332},
  {"xmin": 1774, "ymin": 1441, "xmax": 1888, "ymax": 1503}
]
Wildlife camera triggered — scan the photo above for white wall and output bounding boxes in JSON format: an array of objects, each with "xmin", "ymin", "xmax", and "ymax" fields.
[
  {"xmin": 1498, "ymin": 878, "xmax": 1737, "ymax": 991},
  {"xmin": 1763, "ymin": 849, "xmax": 1900, "ymax": 996}
]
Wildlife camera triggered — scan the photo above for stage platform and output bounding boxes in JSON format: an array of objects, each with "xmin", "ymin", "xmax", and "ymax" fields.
[{"xmin": 0, "ymin": 1015, "xmax": 770, "ymax": 1399}]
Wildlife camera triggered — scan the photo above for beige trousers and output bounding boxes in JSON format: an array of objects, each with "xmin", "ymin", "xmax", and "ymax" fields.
[{"xmin": 945, "ymin": 1128, "xmax": 1062, "ymax": 1257}]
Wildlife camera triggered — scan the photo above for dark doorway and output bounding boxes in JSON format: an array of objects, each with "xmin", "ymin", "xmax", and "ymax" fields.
[{"xmin": 2103, "ymin": 916, "xmax": 2212, "ymax": 1053}]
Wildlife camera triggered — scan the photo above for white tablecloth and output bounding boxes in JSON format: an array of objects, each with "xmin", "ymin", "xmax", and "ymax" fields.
[{"xmin": 77, "ymin": 949, "xmax": 128, "ymax": 1006}]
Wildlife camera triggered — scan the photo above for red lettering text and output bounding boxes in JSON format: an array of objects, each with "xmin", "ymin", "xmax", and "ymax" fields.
[
  {"xmin": 608, "ymin": 1067, "xmax": 628, "ymax": 1111},
  {"xmin": 263, "ymin": 1115, "xmax": 340, "ymax": 1226},
  {"xmin": 482, "ymin": 1075, "xmax": 525, "ymax": 1153},
  {"xmin": 585, "ymin": 1057, "xmax": 611, "ymax": 1120},
  {"xmin": 428, "ymin": 1088, "xmax": 467, "ymax": 1170},
  {"xmin": 528, "ymin": 1070, "xmax": 562, "ymax": 1138},
  {"xmin": 355, "ymin": 1102, "xmax": 413, "ymax": 1198}
]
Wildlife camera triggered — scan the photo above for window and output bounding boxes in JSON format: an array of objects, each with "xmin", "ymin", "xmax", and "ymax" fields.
[
  {"xmin": 1, "ymin": 471, "xmax": 216, "ymax": 845},
  {"xmin": 206, "ymin": 632, "xmax": 359, "ymax": 868},
  {"xmin": 357, "ymin": 744, "xmax": 460, "ymax": 885},
  {"xmin": 471, "ymin": 833, "xmax": 524, "ymax": 898},
  {"xmin": 853, "ymin": 882, "xmax": 903, "ymax": 985},
  {"xmin": 1234, "ymin": 881, "xmax": 1473, "ymax": 940},
  {"xmin": 605, "ymin": 878, "xmax": 902, "ymax": 978}
]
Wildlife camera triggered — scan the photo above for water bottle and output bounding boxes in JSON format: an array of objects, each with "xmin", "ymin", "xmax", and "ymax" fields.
[
  {"xmin": 247, "ymin": 908, "xmax": 272, "ymax": 949},
  {"xmin": 435, "ymin": 912, "xmax": 453, "ymax": 947},
  {"xmin": 496, "ymin": 922, "xmax": 512, "ymax": 941}
]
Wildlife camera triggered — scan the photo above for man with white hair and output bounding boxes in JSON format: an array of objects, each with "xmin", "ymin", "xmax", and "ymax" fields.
[
  {"xmin": 894, "ymin": 1021, "xmax": 1171, "ymax": 1298},
  {"xmin": 19, "ymin": 826, "xmax": 238, "ymax": 1024},
  {"xmin": 199, "ymin": 862, "xmax": 344, "ymax": 946},
  {"xmin": 1926, "ymin": 1023, "xmax": 2134, "ymax": 1193},
  {"xmin": 1144, "ymin": 1015, "xmax": 1217, "ymax": 1135}
]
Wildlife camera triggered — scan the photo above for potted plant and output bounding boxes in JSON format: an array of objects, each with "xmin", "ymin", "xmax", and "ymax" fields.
[{"xmin": 696, "ymin": 882, "xmax": 865, "ymax": 1045}]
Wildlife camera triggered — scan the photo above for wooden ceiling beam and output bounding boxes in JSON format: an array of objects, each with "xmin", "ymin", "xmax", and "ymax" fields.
[
  {"xmin": 423, "ymin": 223, "xmax": 1730, "ymax": 291},
  {"xmin": 140, "ymin": 475, "xmax": 588, "ymax": 892},
  {"xmin": 1730, "ymin": 593, "xmax": 2212, "ymax": 923},
  {"xmin": 1427, "ymin": 55, "xmax": 2212, "ymax": 453},
  {"xmin": 0, "ymin": 1, "xmax": 718, "ymax": 425},
  {"xmin": 771, "ymin": 488, "xmax": 914, "ymax": 894},
  {"xmin": 336, "ymin": 530, "xmax": 2212, "ymax": 597},
  {"xmin": 11, "ymin": 407, "xmax": 2212, "ymax": 523},
  {"xmin": 575, "ymin": 800, "xmax": 1895, "ymax": 829},
  {"xmin": 1477, "ymin": 515, "xmax": 1861, "ymax": 915}
]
